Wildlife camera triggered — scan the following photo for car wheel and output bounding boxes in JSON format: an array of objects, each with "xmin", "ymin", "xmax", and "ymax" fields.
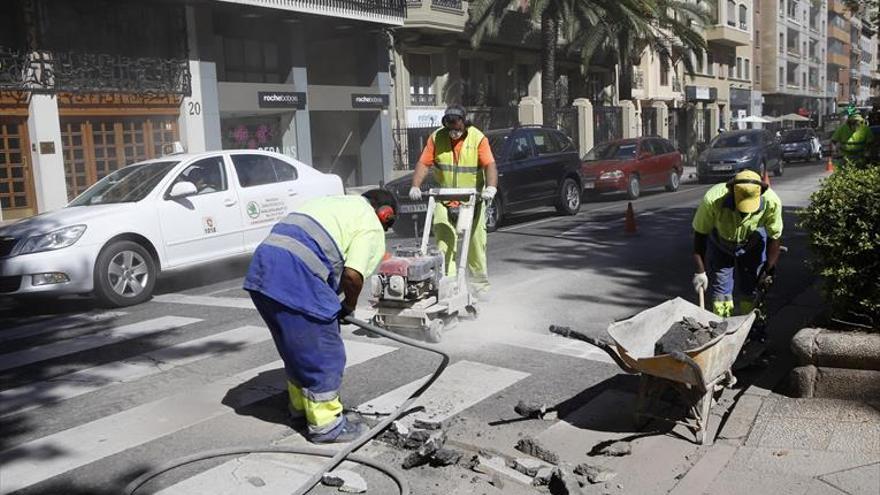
[
  {"xmin": 626, "ymin": 174, "xmax": 640, "ymax": 200},
  {"xmin": 555, "ymin": 177, "xmax": 581, "ymax": 216},
  {"xmin": 485, "ymin": 195, "xmax": 502, "ymax": 232},
  {"xmin": 664, "ymin": 169, "xmax": 681, "ymax": 192},
  {"xmin": 774, "ymin": 160, "xmax": 784, "ymax": 177},
  {"xmin": 93, "ymin": 240, "xmax": 157, "ymax": 307}
]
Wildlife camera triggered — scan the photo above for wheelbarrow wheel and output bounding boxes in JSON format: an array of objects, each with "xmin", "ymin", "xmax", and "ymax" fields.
[{"xmin": 425, "ymin": 319, "xmax": 444, "ymax": 343}]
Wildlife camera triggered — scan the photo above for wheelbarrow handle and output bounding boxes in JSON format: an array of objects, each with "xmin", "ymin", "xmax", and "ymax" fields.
[
  {"xmin": 670, "ymin": 351, "xmax": 708, "ymax": 392},
  {"xmin": 549, "ymin": 325, "xmax": 639, "ymax": 374}
]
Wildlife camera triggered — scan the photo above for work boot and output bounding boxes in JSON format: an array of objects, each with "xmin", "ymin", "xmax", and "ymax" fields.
[
  {"xmin": 308, "ymin": 416, "xmax": 369, "ymax": 444},
  {"xmin": 288, "ymin": 410, "xmax": 307, "ymax": 430}
]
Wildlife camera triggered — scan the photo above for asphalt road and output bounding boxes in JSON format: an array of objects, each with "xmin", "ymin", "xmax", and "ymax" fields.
[{"xmin": 0, "ymin": 161, "xmax": 828, "ymax": 495}]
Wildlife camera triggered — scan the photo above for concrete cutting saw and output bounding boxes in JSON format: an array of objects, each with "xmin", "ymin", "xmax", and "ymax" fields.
[{"xmin": 369, "ymin": 188, "xmax": 480, "ymax": 343}]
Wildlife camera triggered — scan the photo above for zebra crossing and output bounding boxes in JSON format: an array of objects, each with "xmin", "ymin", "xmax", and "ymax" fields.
[{"xmin": 0, "ymin": 291, "xmax": 614, "ymax": 494}]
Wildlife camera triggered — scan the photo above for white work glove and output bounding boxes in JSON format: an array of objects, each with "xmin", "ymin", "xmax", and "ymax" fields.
[
  {"xmin": 481, "ymin": 186, "xmax": 497, "ymax": 202},
  {"xmin": 408, "ymin": 186, "xmax": 422, "ymax": 201},
  {"xmin": 692, "ymin": 272, "xmax": 709, "ymax": 293}
]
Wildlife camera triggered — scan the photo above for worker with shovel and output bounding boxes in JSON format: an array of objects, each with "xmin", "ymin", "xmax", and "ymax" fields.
[
  {"xmin": 691, "ymin": 170, "xmax": 783, "ymax": 338},
  {"xmin": 243, "ymin": 190, "xmax": 396, "ymax": 443},
  {"xmin": 408, "ymin": 105, "xmax": 499, "ymax": 299}
]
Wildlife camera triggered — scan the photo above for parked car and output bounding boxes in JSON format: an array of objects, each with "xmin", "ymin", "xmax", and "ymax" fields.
[
  {"xmin": 580, "ymin": 137, "xmax": 683, "ymax": 200},
  {"xmin": 0, "ymin": 151, "xmax": 344, "ymax": 306},
  {"xmin": 780, "ymin": 128, "xmax": 823, "ymax": 162},
  {"xmin": 696, "ymin": 129, "xmax": 783, "ymax": 183},
  {"xmin": 386, "ymin": 126, "xmax": 583, "ymax": 235}
]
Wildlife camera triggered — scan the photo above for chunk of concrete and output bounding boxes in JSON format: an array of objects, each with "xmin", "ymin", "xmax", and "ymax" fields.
[
  {"xmin": 589, "ymin": 440, "xmax": 632, "ymax": 457},
  {"xmin": 403, "ymin": 428, "xmax": 431, "ymax": 449},
  {"xmin": 322, "ymin": 470, "xmax": 367, "ymax": 493},
  {"xmin": 533, "ymin": 467, "xmax": 555, "ymax": 486},
  {"xmin": 513, "ymin": 457, "xmax": 547, "ymax": 477},
  {"xmin": 431, "ymin": 448, "xmax": 463, "ymax": 467},
  {"xmin": 516, "ymin": 436, "xmax": 560, "ymax": 464},
  {"xmin": 413, "ymin": 418, "xmax": 443, "ymax": 430},
  {"xmin": 549, "ymin": 463, "xmax": 585, "ymax": 495},
  {"xmin": 574, "ymin": 463, "xmax": 618, "ymax": 484}
]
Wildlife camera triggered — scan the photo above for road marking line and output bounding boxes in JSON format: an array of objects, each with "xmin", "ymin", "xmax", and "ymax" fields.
[
  {"xmin": 0, "ymin": 339, "xmax": 396, "ymax": 495},
  {"xmin": 0, "ymin": 311, "xmax": 128, "ymax": 344},
  {"xmin": 0, "ymin": 325, "xmax": 272, "ymax": 418},
  {"xmin": 152, "ymin": 293, "xmax": 255, "ymax": 309},
  {"xmin": 0, "ymin": 316, "xmax": 202, "ymax": 373},
  {"xmin": 156, "ymin": 360, "xmax": 529, "ymax": 494},
  {"xmin": 498, "ymin": 330, "xmax": 615, "ymax": 365}
]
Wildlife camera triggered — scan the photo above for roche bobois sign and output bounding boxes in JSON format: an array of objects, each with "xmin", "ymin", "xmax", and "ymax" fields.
[
  {"xmin": 258, "ymin": 91, "xmax": 307, "ymax": 109},
  {"xmin": 351, "ymin": 94, "xmax": 389, "ymax": 109}
]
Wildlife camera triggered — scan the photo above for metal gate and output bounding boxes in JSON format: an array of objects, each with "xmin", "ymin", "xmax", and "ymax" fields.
[
  {"xmin": 556, "ymin": 106, "xmax": 580, "ymax": 146},
  {"xmin": 60, "ymin": 117, "xmax": 179, "ymax": 200},
  {"xmin": 594, "ymin": 105, "xmax": 623, "ymax": 146},
  {"xmin": 668, "ymin": 107, "xmax": 689, "ymax": 152},
  {"xmin": 393, "ymin": 126, "xmax": 435, "ymax": 170}
]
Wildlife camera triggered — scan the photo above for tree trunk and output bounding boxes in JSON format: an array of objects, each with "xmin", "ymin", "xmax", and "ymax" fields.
[{"xmin": 541, "ymin": 9, "xmax": 559, "ymax": 126}]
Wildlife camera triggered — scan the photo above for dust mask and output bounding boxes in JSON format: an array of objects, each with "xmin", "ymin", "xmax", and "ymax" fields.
[{"xmin": 448, "ymin": 129, "xmax": 464, "ymax": 140}]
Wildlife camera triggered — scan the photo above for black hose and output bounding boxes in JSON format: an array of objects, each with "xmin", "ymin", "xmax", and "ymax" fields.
[{"xmin": 125, "ymin": 315, "xmax": 450, "ymax": 495}]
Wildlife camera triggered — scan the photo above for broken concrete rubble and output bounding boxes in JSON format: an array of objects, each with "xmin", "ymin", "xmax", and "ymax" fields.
[
  {"xmin": 589, "ymin": 440, "xmax": 632, "ymax": 457},
  {"xmin": 654, "ymin": 317, "xmax": 727, "ymax": 355},
  {"xmin": 430, "ymin": 448, "xmax": 463, "ymax": 467},
  {"xmin": 515, "ymin": 436, "xmax": 560, "ymax": 464},
  {"xmin": 548, "ymin": 463, "xmax": 585, "ymax": 495},
  {"xmin": 413, "ymin": 418, "xmax": 443, "ymax": 430},
  {"xmin": 512, "ymin": 457, "xmax": 547, "ymax": 477},
  {"xmin": 574, "ymin": 463, "xmax": 618, "ymax": 484},
  {"xmin": 533, "ymin": 467, "xmax": 555, "ymax": 486},
  {"xmin": 401, "ymin": 430, "xmax": 457, "ymax": 470},
  {"xmin": 514, "ymin": 400, "xmax": 552, "ymax": 419},
  {"xmin": 321, "ymin": 470, "xmax": 367, "ymax": 493}
]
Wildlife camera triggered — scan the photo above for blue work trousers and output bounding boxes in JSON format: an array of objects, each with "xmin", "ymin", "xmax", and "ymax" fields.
[{"xmin": 707, "ymin": 228, "xmax": 767, "ymax": 313}]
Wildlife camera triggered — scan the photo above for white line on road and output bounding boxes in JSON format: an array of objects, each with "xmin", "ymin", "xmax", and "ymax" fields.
[
  {"xmin": 0, "ymin": 325, "xmax": 272, "ymax": 418},
  {"xmin": 156, "ymin": 360, "xmax": 529, "ymax": 494},
  {"xmin": 152, "ymin": 294, "xmax": 255, "ymax": 309},
  {"xmin": 0, "ymin": 311, "xmax": 128, "ymax": 344},
  {"xmin": 0, "ymin": 339, "xmax": 396, "ymax": 495},
  {"xmin": 0, "ymin": 316, "xmax": 202, "ymax": 373}
]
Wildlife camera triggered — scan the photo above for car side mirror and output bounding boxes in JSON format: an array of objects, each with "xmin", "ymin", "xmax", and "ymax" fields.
[{"xmin": 168, "ymin": 181, "xmax": 198, "ymax": 199}]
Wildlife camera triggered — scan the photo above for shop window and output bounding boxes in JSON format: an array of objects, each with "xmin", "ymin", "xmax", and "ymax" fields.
[{"xmin": 222, "ymin": 116, "xmax": 295, "ymax": 159}]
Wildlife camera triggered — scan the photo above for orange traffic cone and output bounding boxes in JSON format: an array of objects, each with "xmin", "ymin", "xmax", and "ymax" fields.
[
  {"xmin": 624, "ymin": 202, "xmax": 637, "ymax": 234},
  {"xmin": 825, "ymin": 156, "xmax": 835, "ymax": 173}
]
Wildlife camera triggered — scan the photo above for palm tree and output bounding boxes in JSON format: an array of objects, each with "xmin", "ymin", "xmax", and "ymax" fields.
[{"xmin": 469, "ymin": 0, "xmax": 709, "ymax": 122}]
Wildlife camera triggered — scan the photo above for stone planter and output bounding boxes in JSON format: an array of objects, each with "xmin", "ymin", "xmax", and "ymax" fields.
[{"xmin": 788, "ymin": 328, "xmax": 880, "ymax": 400}]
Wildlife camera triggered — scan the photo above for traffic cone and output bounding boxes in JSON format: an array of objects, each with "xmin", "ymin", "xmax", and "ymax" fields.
[
  {"xmin": 624, "ymin": 202, "xmax": 637, "ymax": 234},
  {"xmin": 825, "ymin": 156, "xmax": 835, "ymax": 173}
]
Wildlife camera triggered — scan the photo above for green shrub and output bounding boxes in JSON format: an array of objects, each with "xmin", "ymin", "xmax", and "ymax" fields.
[{"xmin": 798, "ymin": 166, "xmax": 880, "ymax": 327}]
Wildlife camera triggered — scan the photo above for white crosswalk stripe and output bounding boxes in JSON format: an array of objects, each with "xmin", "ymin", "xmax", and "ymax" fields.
[
  {"xmin": 156, "ymin": 361, "xmax": 529, "ymax": 494},
  {"xmin": 0, "ymin": 311, "xmax": 128, "ymax": 344},
  {"xmin": 0, "ymin": 325, "xmax": 272, "ymax": 418},
  {"xmin": 0, "ymin": 316, "xmax": 202, "ymax": 372},
  {"xmin": 152, "ymin": 293, "xmax": 255, "ymax": 309},
  {"xmin": 0, "ymin": 339, "xmax": 396, "ymax": 494}
]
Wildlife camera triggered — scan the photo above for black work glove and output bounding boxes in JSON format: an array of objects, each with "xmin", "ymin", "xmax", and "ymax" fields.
[{"xmin": 757, "ymin": 265, "xmax": 776, "ymax": 292}]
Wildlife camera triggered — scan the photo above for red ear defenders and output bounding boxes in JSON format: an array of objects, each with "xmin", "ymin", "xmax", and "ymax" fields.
[
  {"xmin": 726, "ymin": 177, "xmax": 769, "ymax": 193},
  {"xmin": 376, "ymin": 205, "xmax": 395, "ymax": 227}
]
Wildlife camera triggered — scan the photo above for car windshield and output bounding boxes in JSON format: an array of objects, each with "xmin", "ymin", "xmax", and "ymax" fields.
[
  {"xmin": 583, "ymin": 142, "xmax": 638, "ymax": 161},
  {"xmin": 781, "ymin": 129, "xmax": 811, "ymax": 143},
  {"xmin": 68, "ymin": 161, "xmax": 179, "ymax": 206},
  {"xmin": 712, "ymin": 133, "xmax": 759, "ymax": 148}
]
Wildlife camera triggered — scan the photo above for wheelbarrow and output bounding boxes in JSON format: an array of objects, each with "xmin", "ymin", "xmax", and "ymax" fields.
[{"xmin": 551, "ymin": 297, "xmax": 756, "ymax": 445}]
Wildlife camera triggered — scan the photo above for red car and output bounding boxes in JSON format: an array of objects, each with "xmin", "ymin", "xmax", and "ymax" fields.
[{"xmin": 581, "ymin": 137, "xmax": 683, "ymax": 199}]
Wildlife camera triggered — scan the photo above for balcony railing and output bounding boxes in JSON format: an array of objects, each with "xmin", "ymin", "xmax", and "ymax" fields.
[
  {"xmin": 217, "ymin": 0, "xmax": 406, "ymax": 24},
  {"xmin": 410, "ymin": 93, "xmax": 437, "ymax": 106},
  {"xmin": 430, "ymin": 0, "xmax": 462, "ymax": 9}
]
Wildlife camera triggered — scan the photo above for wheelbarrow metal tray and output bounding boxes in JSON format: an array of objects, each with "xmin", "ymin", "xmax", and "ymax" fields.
[{"xmin": 607, "ymin": 298, "xmax": 756, "ymax": 388}]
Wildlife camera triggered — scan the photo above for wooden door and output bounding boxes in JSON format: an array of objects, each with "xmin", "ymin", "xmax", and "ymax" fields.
[
  {"xmin": 61, "ymin": 117, "xmax": 179, "ymax": 200},
  {"xmin": 0, "ymin": 118, "xmax": 35, "ymax": 217}
]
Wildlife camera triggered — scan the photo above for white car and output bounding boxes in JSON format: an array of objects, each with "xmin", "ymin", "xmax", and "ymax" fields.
[{"xmin": 0, "ymin": 150, "xmax": 344, "ymax": 307}]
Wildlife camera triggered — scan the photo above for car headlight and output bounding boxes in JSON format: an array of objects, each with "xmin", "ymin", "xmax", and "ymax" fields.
[
  {"xmin": 18, "ymin": 225, "xmax": 87, "ymax": 255},
  {"xmin": 599, "ymin": 170, "xmax": 624, "ymax": 180}
]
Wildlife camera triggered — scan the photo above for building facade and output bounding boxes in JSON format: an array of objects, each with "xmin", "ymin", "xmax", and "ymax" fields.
[
  {"xmin": 0, "ymin": 0, "xmax": 405, "ymax": 220},
  {"xmin": 758, "ymin": 0, "xmax": 828, "ymax": 119}
]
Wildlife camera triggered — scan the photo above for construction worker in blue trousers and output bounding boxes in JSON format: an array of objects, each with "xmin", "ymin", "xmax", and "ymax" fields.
[
  {"xmin": 243, "ymin": 190, "xmax": 396, "ymax": 443},
  {"xmin": 691, "ymin": 170, "xmax": 783, "ymax": 339}
]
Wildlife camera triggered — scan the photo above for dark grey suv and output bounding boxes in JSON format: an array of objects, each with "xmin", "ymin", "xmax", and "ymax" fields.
[
  {"xmin": 386, "ymin": 126, "xmax": 583, "ymax": 236},
  {"xmin": 696, "ymin": 129, "xmax": 783, "ymax": 183}
]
